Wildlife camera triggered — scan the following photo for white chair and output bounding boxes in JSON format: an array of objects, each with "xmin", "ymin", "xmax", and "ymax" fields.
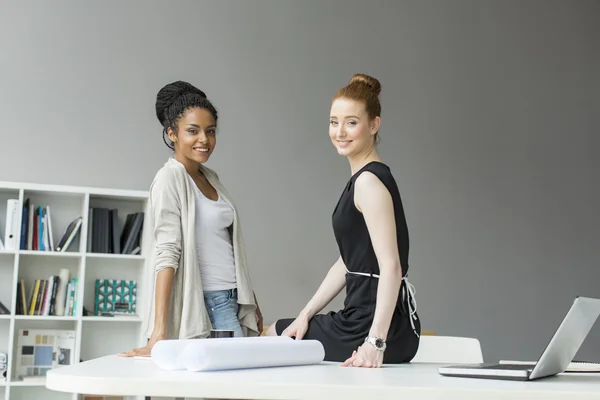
[{"xmin": 411, "ymin": 335, "xmax": 483, "ymax": 364}]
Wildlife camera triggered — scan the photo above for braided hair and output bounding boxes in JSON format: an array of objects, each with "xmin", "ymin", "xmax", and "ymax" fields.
[{"xmin": 155, "ymin": 81, "xmax": 218, "ymax": 150}]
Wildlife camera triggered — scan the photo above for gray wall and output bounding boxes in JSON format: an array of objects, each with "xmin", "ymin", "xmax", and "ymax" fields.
[{"xmin": 1, "ymin": 0, "xmax": 599, "ymax": 362}]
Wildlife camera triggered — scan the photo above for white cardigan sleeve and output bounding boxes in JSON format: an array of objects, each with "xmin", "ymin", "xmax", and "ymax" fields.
[{"xmin": 150, "ymin": 167, "xmax": 183, "ymax": 272}]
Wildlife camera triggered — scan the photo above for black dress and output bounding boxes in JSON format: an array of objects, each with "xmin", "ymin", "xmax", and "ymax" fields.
[{"xmin": 276, "ymin": 161, "xmax": 421, "ymax": 363}]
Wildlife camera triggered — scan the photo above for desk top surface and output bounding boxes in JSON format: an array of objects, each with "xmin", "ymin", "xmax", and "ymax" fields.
[{"xmin": 46, "ymin": 355, "xmax": 600, "ymax": 400}]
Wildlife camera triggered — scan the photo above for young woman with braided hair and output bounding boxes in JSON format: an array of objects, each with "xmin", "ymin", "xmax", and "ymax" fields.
[
  {"xmin": 266, "ymin": 73, "xmax": 421, "ymax": 368},
  {"xmin": 120, "ymin": 81, "xmax": 263, "ymax": 357}
]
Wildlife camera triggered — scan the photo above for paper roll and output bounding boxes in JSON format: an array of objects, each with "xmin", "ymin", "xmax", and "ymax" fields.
[
  {"xmin": 151, "ymin": 339, "xmax": 199, "ymax": 370},
  {"xmin": 182, "ymin": 337, "xmax": 325, "ymax": 372},
  {"xmin": 151, "ymin": 336, "xmax": 293, "ymax": 371}
]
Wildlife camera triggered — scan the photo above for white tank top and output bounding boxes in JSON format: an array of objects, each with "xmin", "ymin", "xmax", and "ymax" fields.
[{"xmin": 188, "ymin": 175, "xmax": 237, "ymax": 291}]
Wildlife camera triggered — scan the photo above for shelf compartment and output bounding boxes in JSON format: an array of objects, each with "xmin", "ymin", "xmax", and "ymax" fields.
[
  {"xmin": 83, "ymin": 258, "xmax": 142, "ymax": 318},
  {"xmin": 80, "ymin": 322, "xmax": 141, "ymax": 362},
  {"xmin": 17, "ymin": 254, "xmax": 83, "ymax": 318},
  {"xmin": 86, "ymin": 195, "xmax": 146, "ymax": 256},
  {"xmin": 10, "ymin": 319, "xmax": 77, "ymax": 386},
  {"xmin": 20, "ymin": 190, "xmax": 85, "ymax": 254}
]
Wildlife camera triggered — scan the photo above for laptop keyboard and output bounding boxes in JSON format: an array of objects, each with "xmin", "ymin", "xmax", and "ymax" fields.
[{"xmin": 482, "ymin": 364, "xmax": 533, "ymax": 370}]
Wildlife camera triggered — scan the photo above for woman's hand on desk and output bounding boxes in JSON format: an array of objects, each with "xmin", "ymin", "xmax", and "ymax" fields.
[
  {"xmin": 117, "ymin": 334, "xmax": 164, "ymax": 358},
  {"xmin": 281, "ymin": 314, "xmax": 309, "ymax": 340},
  {"xmin": 341, "ymin": 343, "xmax": 384, "ymax": 368}
]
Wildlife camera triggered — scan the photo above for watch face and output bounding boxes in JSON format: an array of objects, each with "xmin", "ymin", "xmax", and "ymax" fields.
[{"xmin": 375, "ymin": 338, "xmax": 384, "ymax": 348}]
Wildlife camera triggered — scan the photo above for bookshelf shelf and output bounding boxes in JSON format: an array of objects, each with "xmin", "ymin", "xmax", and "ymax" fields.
[
  {"xmin": 0, "ymin": 181, "xmax": 149, "ymax": 400},
  {"xmin": 82, "ymin": 316, "xmax": 142, "ymax": 323},
  {"xmin": 18, "ymin": 251, "xmax": 82, "ymax": 258},
  {"xmin": 7, "ymin": 380, "xmax": 44, "ymax": 387},
  {"xmin": 12, "ymin": 316, "xmax": 77, "ymax": 322},
  {"xmin": 84, "ymin": 253, "xmax": 144, "ymax": 260}
]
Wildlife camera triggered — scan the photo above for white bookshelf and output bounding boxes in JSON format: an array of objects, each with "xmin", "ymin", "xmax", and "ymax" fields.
[{"xmin": 0, "ymin": 181, "xmax": 150, "ymax": 400}]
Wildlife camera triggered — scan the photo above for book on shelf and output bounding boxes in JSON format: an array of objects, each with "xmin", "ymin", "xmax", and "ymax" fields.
[
  {"xmin": 14, "ymin": 329, "xmax": 75, "ymax": 381},
  {"xmin": 18, "ymin": 197, "xmax": 82, "ymax": 252},
  {"xmin": 88, "ymin": 208, "xmax": 143, "ymax": 254},
  {"xmin": 55, "ymin": 216, "xmax": 82, "ymax": 252},
  {"xmin": 3, "ymin": 198, "xmax": 19, "ymax": 251},
  {"xmin": 0, "ymin": 300, "xmax": 9, "ymax": 314},
  {"xmin": 16, "ymin": 268, "xmax": 78, "ymax": 316}
]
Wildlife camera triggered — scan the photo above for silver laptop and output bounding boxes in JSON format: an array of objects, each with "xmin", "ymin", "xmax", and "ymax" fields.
[{"xmin": 438, "ymin": 296, "xmax": 600, "ymax": 381}]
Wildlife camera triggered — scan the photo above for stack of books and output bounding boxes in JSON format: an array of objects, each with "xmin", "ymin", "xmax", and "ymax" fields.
[
  {"xmin": 17, "ymin": 198, "xmax": 82, "ymax": 252},
  {"xmin": 16, "ymin": 269, "xmax": 77, "ymax": 316},
  {"xmin": 88, "ymin": 208, "xmax": 143, "ymax": 254}
]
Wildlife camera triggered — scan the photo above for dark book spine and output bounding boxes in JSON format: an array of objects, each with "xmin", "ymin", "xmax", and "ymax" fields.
[
  {"xmin": 120, "ymin": 213, "xmax": 134, "ymax": 253},
  {"xmin": 49, "ymin": 275, "xmax": 59, "ymax": 315},
  {"xmin": 92, "ymin": 208, "xmax": 101, "ymax": 253},
  {"xmin": 110, "ymin": 209, "xmax": 120, "ymax": 254},
  {"xmin": 0, "ymin": 300, "xmax": 9, "ymax": 314},
  {"xmin": 122, "ymin": 213, "xmax": 143, "ymax": 254}
]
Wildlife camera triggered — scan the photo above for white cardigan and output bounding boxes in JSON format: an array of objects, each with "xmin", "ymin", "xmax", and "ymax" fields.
[{"xmin": 143, "ymin": 158, "xmax": 259, "ymax": 339}]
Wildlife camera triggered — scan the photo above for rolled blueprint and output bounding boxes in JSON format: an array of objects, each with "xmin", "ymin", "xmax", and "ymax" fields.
[
  {"xmin": 151, "ymin": 339, "xmax": 200, "ymax": 370},
  {"xmin": 151, "ymin": 336, "xmax": 294, "ymax": 371},
  {"xmin": 182, "ymin": 337, "xmax": 325, "ymax": 371}
]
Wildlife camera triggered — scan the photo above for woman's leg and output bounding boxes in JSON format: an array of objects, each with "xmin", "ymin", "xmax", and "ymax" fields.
[
  {"xmin": 204, "ymin": 288, "xmax": 244, "ymax": 337},
  {"xmin": 265, "ymin": 323, "xmax": 278, "ymax": 336},
  {"xmin": 265, "ymin": 318, "xmax": 295, "ymax": 336}
]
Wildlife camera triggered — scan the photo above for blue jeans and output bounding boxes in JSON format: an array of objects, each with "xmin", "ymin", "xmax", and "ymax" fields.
[{"xmin": 204, "ymin": 288, "xmax": 244, "ymax": 337}]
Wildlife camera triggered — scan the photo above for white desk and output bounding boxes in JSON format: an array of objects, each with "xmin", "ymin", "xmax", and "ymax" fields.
[{"xmin": 46, "ymin": 355, "xmax": 600, "ymax": 400}]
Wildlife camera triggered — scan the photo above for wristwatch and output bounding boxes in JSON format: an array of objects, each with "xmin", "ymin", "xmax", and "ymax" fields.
[{"xmin": 364, "ymin": 336, "xmax": 386, "ymax": 351}]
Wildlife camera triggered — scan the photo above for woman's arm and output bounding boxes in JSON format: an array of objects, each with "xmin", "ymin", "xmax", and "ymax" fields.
[
  {"xmin": 299, "ymin": 256, "xmax": 347, "ymax": 320},
  {"xmin": 354, "ymin": 171, "xmax": 403, "ymax": 340},
  {"xmin": 278, "ymin": 256, "xmax": 346, "ymax": 339},
  {"xmin": 119, "ymin": 172, "xmax": 183, "ymax": 357},
  {"xmin": 149, "ymin": 169, "xmax": 183, "ymax": 338},
  {"xmin": 150, "ymin": 267, "xmax": 175, "ymax": 341}
]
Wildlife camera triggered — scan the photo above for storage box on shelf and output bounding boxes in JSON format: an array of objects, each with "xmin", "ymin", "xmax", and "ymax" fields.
[{"xmin": 0, "ymin": 181, "xmax": 149, "ymax": 400}]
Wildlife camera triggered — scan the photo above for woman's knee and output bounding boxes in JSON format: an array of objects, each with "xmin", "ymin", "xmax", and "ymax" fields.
[{"xmin": 265, "ymin": 321, "xmax": 279, "ymax": 336}]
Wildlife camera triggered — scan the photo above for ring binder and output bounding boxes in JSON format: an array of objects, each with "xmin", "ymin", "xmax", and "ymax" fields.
[{"xmin": 4, "ymin": 199, "xmax": 19, "ymax": 251}]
